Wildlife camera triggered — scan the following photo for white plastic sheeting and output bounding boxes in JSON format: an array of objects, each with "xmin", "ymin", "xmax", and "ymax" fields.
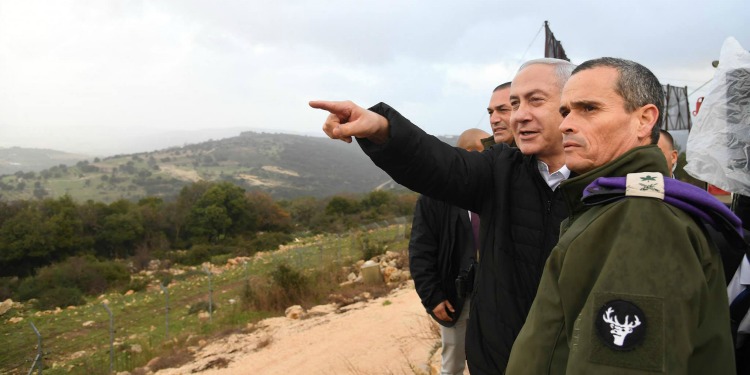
[{"xmin": 685, "ymin": 37, "xmax": 750, "ymax": 195}]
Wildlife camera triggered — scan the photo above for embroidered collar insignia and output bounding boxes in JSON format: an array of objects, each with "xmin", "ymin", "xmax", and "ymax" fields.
[{"xmin": 625, "ymin": 172, "xmax": 665, "ymax": 200}]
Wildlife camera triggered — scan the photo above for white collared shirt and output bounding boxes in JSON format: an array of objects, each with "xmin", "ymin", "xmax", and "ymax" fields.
[
  {"xmin": 728, "ymin": 255, "xmax": 750, "ymax": 335},
  {"xmin": 537, "ymin": 161, "xmax": 571, "ymax": 191}
]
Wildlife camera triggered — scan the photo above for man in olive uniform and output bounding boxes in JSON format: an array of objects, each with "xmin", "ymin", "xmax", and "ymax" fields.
[{"xmin": 506, "ymin": 57, "xmax": 738, "ymax": 374}]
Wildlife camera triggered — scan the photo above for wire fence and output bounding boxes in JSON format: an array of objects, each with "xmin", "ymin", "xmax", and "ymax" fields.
[{"xmin": 0, "ymin": 217, "xmax": 411, "ymax": 375}]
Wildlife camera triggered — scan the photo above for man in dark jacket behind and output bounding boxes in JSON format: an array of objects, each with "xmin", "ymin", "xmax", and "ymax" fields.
[
  {"xmin": 310, "ymin": 58, "xmax": 576, "ymax": 374},
  {"xmin": 481, "ymin": 82, "xmax": 515, "ymax": 150},
  {"xmin": 409, "ymin": 128, "xmax": 489, "ymax": 375}
]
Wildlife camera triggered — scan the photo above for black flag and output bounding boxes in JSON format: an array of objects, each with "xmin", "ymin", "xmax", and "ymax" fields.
[{"xmin": 544, "ymin": 21, "xmax": 570, "ymax": 62}]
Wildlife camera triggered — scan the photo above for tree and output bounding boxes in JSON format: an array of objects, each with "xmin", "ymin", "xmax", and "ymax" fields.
[
  {"xmin": 94, "ymin": 200, "xmax": 144, "ymax": 258},
  {"xmin": 40, "ymin": 196, "xmax": 90, "ymax": 260},
  {"xmin": 0, "ymin": 204, "xmax": 48, "ymax": 276},
  {"xmin": 97, "ymin": 211, "xmax": 144, "ymax": 258},
  {"xmin": 172, "ymin": 181, "xmax": 214, "ymax": 244},
  {"xmin": 246, "ymin": 191, "xmax": 292, "ymax": 232},
  {"xmin": 325, "ymin": 196, "xmax": 360, "ymax": 216},
  {"xmin": 186, "ymin": 182, "xmax": 254, "ymax": 243}
]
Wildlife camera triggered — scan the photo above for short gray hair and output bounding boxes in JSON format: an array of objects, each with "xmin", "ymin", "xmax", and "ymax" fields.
[
  {"xmin": 572, "ymin": 57, "xmax": 664, "ymax": 144},
  {"xmin": 517, "ymin": 58, "xmax": 577, "ymax": 90}
]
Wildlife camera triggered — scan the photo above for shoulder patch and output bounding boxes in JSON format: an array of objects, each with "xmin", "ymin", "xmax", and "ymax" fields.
[
  {"xmin": 595, "ymin": 300, "xmax": 647, "ymax": 351},
  {"xmin": 626, "ymin": 172, "xmax": 664, "ymax": 200},
  {"xmin": 589, "ymin": 293, "xmax": 664, "ymax": 372}
]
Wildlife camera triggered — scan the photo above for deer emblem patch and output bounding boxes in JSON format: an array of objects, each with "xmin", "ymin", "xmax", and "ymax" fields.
[{"xmin": 595, "ymin": 300, "xmax": 647, "ymax": 351}]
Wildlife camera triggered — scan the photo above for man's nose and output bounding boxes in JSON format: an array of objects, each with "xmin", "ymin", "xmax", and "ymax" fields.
[{"xmin": 559, "ymin": 115, "xmax": 575, "ymax": 133}]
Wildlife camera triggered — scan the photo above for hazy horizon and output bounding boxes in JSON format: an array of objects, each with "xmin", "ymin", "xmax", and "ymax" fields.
[{"xmin": 2, "ymin": 1, "xmax": 747, "ymax": 156}]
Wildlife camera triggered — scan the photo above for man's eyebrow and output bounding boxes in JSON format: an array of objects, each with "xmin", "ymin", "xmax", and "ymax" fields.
[
  {"xmin": 569, "ymin": 99, "xmax": 601, "ymax": 108},
  {"xmin": 511, "ymin": 89, "xmax": 548, "ymax": 100}
]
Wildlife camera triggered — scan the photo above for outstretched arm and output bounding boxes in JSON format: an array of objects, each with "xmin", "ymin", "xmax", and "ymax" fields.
[{"xmin": 309, "ymin": 100, "xmax": 390, "ymax": 144}]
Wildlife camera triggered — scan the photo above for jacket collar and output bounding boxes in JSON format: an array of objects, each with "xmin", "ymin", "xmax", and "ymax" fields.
[{"xmin": 559, "ymin": 145, "xmax": 669, "ymax": 217}]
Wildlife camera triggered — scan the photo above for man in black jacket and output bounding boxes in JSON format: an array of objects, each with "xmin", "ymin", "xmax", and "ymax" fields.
[
  {"xmin": 410, "ymin": 128, "xmax": 489, "ymax": 375},
  {"xmin": 310, "ymin": 58, "xmax": 576, "ymax": 374}
]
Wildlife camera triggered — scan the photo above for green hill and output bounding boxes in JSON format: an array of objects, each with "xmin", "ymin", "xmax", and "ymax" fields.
[
  {"xmin": 0, "ymin": 132, "xmax": 413, "ymax": 202},
  {"xmin": 0, "ymin": 147, "xmax": 88, "ymax": 176}
]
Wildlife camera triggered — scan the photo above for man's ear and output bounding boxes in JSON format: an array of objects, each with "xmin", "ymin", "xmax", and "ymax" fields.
[{"xmin": 636, "ymin": 104, "xmax": 659, "ymax": 141}]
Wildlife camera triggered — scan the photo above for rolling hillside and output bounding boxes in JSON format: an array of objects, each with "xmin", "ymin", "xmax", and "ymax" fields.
[{"xmin": 0, "ymin": 132, "xmax": 451, "ymax": 202}]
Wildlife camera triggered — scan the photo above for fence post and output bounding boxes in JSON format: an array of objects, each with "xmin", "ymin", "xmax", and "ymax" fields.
[
  {"xmin": 336, "ymin": 235, "xmax": 341, "ymax": 263},
  {"xmin": 102, "ymin": 303, "xmax": 114, "ymax": 374},
  {"xmin": 27, "ymin": 321, "xmax": 42, "ymax": 375},
  {"xmin": 202, "ymin": 265, "xmax": 213, "ymax": 323},
  {"xmin": 160, "ymin": 283, "xmax": 169, "ymax": 341}
]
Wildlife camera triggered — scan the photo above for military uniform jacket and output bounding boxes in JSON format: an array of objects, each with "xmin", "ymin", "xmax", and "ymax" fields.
[
  {"xmin": 506, "ymin": 146, "xmax": 736, "ymax": 374},
  {"xmin": 358, "ymin": 103, "xmax": 569, "ymax": 374},
  {"xmin": 409, "ymin": 195, "xmax": 475, "ymax": 327}
]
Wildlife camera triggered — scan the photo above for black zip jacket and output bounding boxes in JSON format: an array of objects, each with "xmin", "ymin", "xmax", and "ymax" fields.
[{"xmin": 358, "ymin": 103, "xmax": 570, "ymax": 374}]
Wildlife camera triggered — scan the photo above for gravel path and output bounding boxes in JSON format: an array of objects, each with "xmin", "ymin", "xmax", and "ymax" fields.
[{"xmin": 154, "ymin": 281, "xmax": 442, "ymax": 375}]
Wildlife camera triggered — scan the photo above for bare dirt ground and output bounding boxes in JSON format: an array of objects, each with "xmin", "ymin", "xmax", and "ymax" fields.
[{"xmin": 154, "ymin": 281, "xmax": 450, "ymax": 375}]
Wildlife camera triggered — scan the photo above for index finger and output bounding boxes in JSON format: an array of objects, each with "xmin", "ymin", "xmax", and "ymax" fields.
[{"xmin": 309, "ymin": 100, "xmax": 351, "ymax": 117}]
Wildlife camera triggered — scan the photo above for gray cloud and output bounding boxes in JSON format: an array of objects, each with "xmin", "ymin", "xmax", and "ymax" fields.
[{"xmin": 0, "ymin": 0, "xmax": 748, "ymax": 155}]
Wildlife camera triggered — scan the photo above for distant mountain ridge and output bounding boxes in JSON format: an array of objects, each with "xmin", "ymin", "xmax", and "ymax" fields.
[
  {"xmin": 0, "ymin": 147, "xmax": 89, "ymax": 176},
  {"xmin": 0, "ymin": 132, "xmax": 458, "ymax": 202}
]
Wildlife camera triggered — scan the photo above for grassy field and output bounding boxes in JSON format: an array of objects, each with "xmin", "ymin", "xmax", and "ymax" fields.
[{"xmin": 0, "ymin": 220, "xmax": 410, "ymax": 374}]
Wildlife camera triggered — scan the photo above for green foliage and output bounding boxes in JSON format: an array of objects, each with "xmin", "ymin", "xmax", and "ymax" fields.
[
  {"xmin": 167, "ymin": 244, "xmax": 230, "ymax": 266},
  {"xmin": 0, "ymin": 276, "xmax": 18, "ymax": 300},
  {"xmin": 0, "ymin": 224, "xmax": 411, "ymax": 375},
  {"xmin": 154, "ymin": 271, "xmax": 174, "ymax": 286},
  {"xmin": 186, "ymin": 182, "xmax": 255, "ymax": 243},
  {"xmin": 127, "ymin": 277, "xmax": 150, "ymax": 292},
  {"xmin": 270, "ymin": 263, "xmax": 308, "ymax": 300},
  {"xmin": 0, "ymin": 176, "xmax": 413, "ymax": 292},
  {"xmin": 359, "ymin": 235, "xmax": 388, "ymax": 260},
  {"xmin": 187, "ymin": 300, "xmax": 216, "ymax": 315},
  {"xmin": 35, "ymin": 286, "xmax": 85, "ymax": 310},
  {"xmin": 97, "ymin": 210, "xmax": 144, "ymax": 258},
  {"xmin": 241, "ymin": 279, "xmax": 259, "ymax": 309},
  {"xmin": 325, "ymin": 196, "xmax": 360, "ymax": 216},
  {"xmin": 210, "ymin": 253, "xmax": 233, "ymax": 266},
  {"xmin": 15, "ymin": 256, "xmax": 130, "ymax": 304},
  {"xmin": 246, "ymin": 232, "xmax": 293, "ymax": 253},
  {"xmin": 0, "ymin": 196, "xmax": 90, "ymax": 276}
]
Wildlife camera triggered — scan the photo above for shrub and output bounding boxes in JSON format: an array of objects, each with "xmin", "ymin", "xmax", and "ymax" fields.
[
  {"xmin": 240, "ymin": 279, "xmax": 259, "ymax": 309},
  {"xmin": 154, "ymin": 271, "xmax": 173, "ymax": 287},
  {"xmin": 270, "ymin": 263, "xmax": 307, "ymax": 297},
  {"xmin": 241, "ymin": 264, "xmax": 311, "ymax": 312},
  {"xmin": 188, "ymin": 301, "xmax": 217, "ymax": 315},
  {"xmin": 210, "ymin": 254, "xmax": 232, "ymax": 266},
  {"xmin": 35, "ymin": 286, "xmax": 85, "ymax": 310},
  {"xmin": 14, "ymin": 256, "xmax": 130, "ymax": 303},
  {"xmin": 246, "ymin": 232, "xmax": 293, "ymax": 253},
  {"xmin": 128, "ymin": 277, "xmax": 150, "ymax": 293},
  {"xmin": 0, "ymin": 277, "xmax": 18, "ymax": 301},
  {"xmin": 359, "ymin": 236, "xmax": 387, "ymax": 261},
  {"xmin": 173, "ymin": 245, "xmax": 230, "ymax": 266}
]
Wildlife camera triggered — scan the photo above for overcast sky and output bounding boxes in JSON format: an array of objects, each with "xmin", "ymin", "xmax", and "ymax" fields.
[{"xmin": 1, "ymin": 0, "xmax": 748, "ymax": 156}]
